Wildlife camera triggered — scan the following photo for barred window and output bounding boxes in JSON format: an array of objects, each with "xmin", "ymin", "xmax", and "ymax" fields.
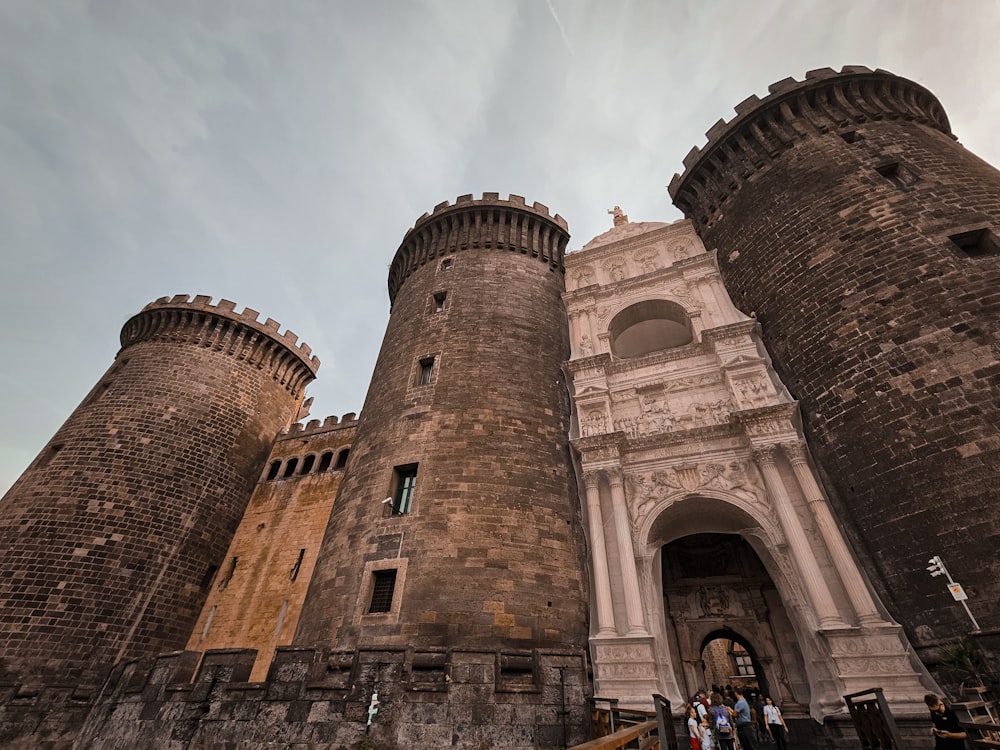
[{"xmin": 369, "ymin": 570, "xmax": 397, "ymax": 613}]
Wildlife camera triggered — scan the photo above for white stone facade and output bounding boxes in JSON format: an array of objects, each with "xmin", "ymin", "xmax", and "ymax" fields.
[{"xmin": 564, "ymin": 218, "xmax": 931, "ymax": 719}]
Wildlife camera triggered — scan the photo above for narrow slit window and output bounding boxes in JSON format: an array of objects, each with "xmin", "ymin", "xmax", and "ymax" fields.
[
  {"xmin": 290, "ymin": 549, "xmax": 305, "ymax": 582},
  {"xmin": 368, "ymin": 569, "xmax": 397, "ymax": 613},
  {"xmin": 37, "ymin": 443, "xmax": 63, "ymax": 469},
  {"xmin": 218, "ymin": 556, "xmax": 238, "ymax": 591}
]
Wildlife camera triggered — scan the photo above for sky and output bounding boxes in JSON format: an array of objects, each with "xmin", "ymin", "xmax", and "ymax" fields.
[{"xmin": 2, "ymin": 0, "xmax": 999, "ymax": 495}]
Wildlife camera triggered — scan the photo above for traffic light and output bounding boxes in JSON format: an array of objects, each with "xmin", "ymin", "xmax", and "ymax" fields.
[{"xmin": 927, "ymin": 556, "xmax": 946, "ymax": 577}]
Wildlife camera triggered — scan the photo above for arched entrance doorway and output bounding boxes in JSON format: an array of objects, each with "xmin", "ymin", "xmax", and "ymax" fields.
[
  {"xmin": 700, "ymin": 629, "xmax": 766, "ymax": 697},
  {"xmin": 659, "ymin": 531, "xmax": 810, "ymax": 713}
]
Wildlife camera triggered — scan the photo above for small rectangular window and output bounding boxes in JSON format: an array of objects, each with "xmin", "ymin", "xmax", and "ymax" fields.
[
  {"xmin": 369, "ymin": 570, "xmax": 397, "ymax": 613},
  {"xmin": 950, "ymin": 228, "xmax": 1000, "ymax": 258},
  {"xmin": 440, "ymin": 258, "xmax": 453, "ymax": 271},
  {"xmin": 418, "ymin": 357, "xmax": 435, "ymax": 386},
  {"xmin": 432, "ymin": 291, "xmax": 447, "ymax": 313},
  {"xmin": 391, "ymin": 464, "xmax": 418, "ymax": 515}
]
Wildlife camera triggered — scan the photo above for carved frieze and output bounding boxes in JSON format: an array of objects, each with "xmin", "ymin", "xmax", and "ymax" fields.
[
  {"xmin": 581, "ymin": 409, "xmax": 608, "ymax": 437},
  {"xmin": 627, "ymin": 459, "xmax": 766, "ymax": 519},
  {"xmin": 731, "ymin": 374, "xmax": 775, "ymax": 409}
]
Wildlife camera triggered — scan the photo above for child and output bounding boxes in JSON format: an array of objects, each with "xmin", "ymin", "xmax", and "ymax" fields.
[{"xmin": 700, "ymin": 715, "xmax": 715, "ymax": 750}]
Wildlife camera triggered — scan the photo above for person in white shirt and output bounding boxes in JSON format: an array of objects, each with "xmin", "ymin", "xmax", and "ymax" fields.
[{"xmin": 763, "ymin": 696, "xmax": 789, "ymax": 750}]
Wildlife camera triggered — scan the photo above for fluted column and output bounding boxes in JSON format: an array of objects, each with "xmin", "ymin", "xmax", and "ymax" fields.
[
  {"xmin": 584, "ymin": 471, "xmax": 616, "ymax": 636},
  {"xmin": 607, "ymin": 468, "xmax": 648, "ymax": 636},
  {"xmin": 783, "ymin": 441, "xmax": 883, "ymax": 625},
  {"xmin": 752, "ymin": 445, "xmax": 846, "ymax": 629}
]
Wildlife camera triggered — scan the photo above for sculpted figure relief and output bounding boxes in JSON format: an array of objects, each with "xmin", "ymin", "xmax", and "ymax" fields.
[
  {"xmin": 579, "ymin": 334, "xmax": 594, "ymax": 356},
  {"xmin": 582, "ymin": 410, "xmax": 607, "ymax": 437},
  {"xmin": 634, "ymin": 249, "xmax": 660, "ymax": 274},
  {"xmin": 574, "ymin": 266, "xmax": 594, "ymax": 289},
  {"xmin": 699, "ymin": 586, "xmax": 732, "ymax": 617}
]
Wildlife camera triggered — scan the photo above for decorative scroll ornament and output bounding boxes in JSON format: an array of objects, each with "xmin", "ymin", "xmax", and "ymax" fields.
[
  {"xmin": 573, "ymin": 265, "xmax": 594, "ymax": 290},
  {"xmin": 633, "ymin": 248, "xmax": 661, "ymax": 274}
]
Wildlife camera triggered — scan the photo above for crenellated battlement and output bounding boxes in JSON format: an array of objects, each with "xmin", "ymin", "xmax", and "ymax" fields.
[
  {"xmin": 120, "ymin": 295, "xmax": 320, "ymax": 396},
  {"xmin": 387, "ymin": 193, "xmax": 571, "ymax": 303},
  {"xmin": 668, "ymin": 66, "xmax": 952, "ymax": 230},
  {"xmin": 281, "ymin": 412, "xmax": 360, "ymax": 438}
]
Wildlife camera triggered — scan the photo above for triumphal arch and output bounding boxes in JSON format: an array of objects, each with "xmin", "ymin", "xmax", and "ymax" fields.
[{"xmin": 563, "ymin": 214, "xmax": 931, "ymax": 719}]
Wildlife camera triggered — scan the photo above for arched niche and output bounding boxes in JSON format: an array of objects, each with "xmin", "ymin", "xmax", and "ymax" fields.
[{"xmin": 608, "ymin": 300, "xmax": 692, "ymax": 358}]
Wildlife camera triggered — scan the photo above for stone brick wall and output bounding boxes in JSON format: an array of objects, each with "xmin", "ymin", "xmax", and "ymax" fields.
[
  {"xmin": 186, "ymin": 415, "xmax": 357, "ymax": 681},
  {"xmin": 0, "ymin": 295, "xmax": 317, "ymax": 692},
  {"xmin": 296, "ymin": 194, "xmax": 590, "ymax": 655},
  {"xmin": 670, "ymin": 67, "xmax": 1000, "ymax": 649},
  {"xmin": 68, "ymin": 645, "xmax": 589, "ymax": 750}
]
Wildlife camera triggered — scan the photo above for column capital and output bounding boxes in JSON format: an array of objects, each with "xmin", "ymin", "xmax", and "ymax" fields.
[
  {"xmin": 583, "ymin": 470, "xmax": 602, "ymax": 490},
  {"xmin": 751, "ymin": 444, "xmax": 781, "ymax": 466},
  {"xmin": 782, "ymin": 440, "xmax": 810, "ymax": 466},
  {"xmin": 606, "ymin": 466, "xmax": 625, "ymax": 488}
]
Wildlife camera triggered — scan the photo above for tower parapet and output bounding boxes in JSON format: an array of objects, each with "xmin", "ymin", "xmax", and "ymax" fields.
[
  {"xmin": 387, "ymin": 192, "xmax": 569, "ymax": 303},
  {"xmin": 121, "ymin": 294, "xmax": 319, "ymax": 396},
  {"xmin": 668, "ymin": 66, "xmax": 951, "ymax": 230}
]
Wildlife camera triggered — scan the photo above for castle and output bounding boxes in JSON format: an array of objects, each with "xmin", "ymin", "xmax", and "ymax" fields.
[{"xmin": 1, "ymin": 66, "xmax": 998, "ymax": 749}]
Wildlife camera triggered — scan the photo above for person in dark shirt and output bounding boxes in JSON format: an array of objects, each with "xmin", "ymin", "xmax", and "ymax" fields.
[{"xmin": 924, "ymin": 693, "xmax": 966, "ymax": 749}]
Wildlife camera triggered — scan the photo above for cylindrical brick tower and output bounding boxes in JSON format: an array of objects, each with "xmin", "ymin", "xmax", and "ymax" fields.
[
  {"xmin": 0, "ymin": 294, "xmax": 318, "ymax": 685},
  {"xmin": 296, "ymin": 193, "xmax": 589, "ymax": 652},
  {"xmin": 669, "ymin": 66, "xmax": 1000, "ymax": 650}
]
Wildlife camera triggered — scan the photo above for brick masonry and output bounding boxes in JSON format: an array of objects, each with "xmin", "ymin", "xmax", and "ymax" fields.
[
  {"xmin": 670, "ymin": 67, "xmax": 1000, "ymax": 649},
  {"xmin": 0, "ymin": 296, "xmax": 316, "ymax": 691},
  {"xmin": 185, "ymin": 415, "xmax": 358, "ymax": 681},
  {"xmin": 295, "ymin": 195, "xmax": 591, "ymax": 656}
]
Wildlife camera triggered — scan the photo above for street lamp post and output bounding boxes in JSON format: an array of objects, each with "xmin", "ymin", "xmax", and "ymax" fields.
[{"xmin": 927, "ymin": 556, "xmax": 981, "ymax": 631}]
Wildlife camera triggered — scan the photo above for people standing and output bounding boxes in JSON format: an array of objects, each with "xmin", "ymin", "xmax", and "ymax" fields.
[
  {"xmin": 710, "ymin": 692, "xmax": 737, "ymax": 750},
  {"xmin": 763, "ymin": 696, "xmax": 789, "ymax": 750},
  {"xmin": 688, "ymin": 704, "xmax": 703, "ymax": 750},
  {"xmin": 733, "ymin": 687, "xmax": 758, "ymax": 750},
  {"xmin": 925, "ymin": 694, "xmax": 967, "ymax": 749},
  {"xmin": 700, "ymin": 714, "xmax": 716, "ymax": 750}
]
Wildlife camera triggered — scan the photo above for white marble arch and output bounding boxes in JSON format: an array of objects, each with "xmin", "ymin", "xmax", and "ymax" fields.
[{"xmin": 636, "ymin": 490, "xmax": 839, "ymax": 717}]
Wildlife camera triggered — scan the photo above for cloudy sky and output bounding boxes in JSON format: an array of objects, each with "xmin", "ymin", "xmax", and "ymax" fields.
[{"xmin": 2, "ymin": 1, "xmax": 999, "ymax": 494}]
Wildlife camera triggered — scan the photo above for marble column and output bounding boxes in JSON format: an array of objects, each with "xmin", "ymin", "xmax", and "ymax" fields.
[
  {"xmin": 752, "ymin": 445, "xmax": 846, "ymax": 630},
  {"xmin": 584, "ymin": 471, "xmax": 616, "ymax": 636},
  {"xmin": 783, "ymin": 441, "xmax": 883, "ymax": 626},
  {"xmin": 607, "ymin": 468, "xmax": 648, "ymax": 636}
]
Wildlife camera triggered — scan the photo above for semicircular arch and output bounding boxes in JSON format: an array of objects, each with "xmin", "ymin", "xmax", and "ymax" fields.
[{"xmin": 607, "ymin": 298, "xmax": 694, "ymax": 358}]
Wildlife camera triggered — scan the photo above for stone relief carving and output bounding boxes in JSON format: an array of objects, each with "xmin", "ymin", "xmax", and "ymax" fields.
[
  {"xmin": 627, "ymin": 460, "xmax": 766, "ymax": 519},
  {"xmin": 573, "ymin": 265, "xmax": 594, "ymax": 290},
  {"xmin": 604, "ymin": 259, "xmax": 627, "ymax": 282},
  {"xmin": 670, "ymin": 238, "xmax": 695, "ymax": 260},
  {"xmin": 579, "ymin": 334, "xmax": 594, "ymax": 356},
  {"xmin": 699, "ymin": 586, "xmax": 732, "ymax": 617},
  {"xmin": 581, "ymin": 409, "xmax": 608, "ymax": 437},
  {"xmin": 733, "ymin": 375, "xmax": 774, "ymax": 408},
  {"xmin": 633, "ymin": 248, "xmax": 660, "ymax": 274}
]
